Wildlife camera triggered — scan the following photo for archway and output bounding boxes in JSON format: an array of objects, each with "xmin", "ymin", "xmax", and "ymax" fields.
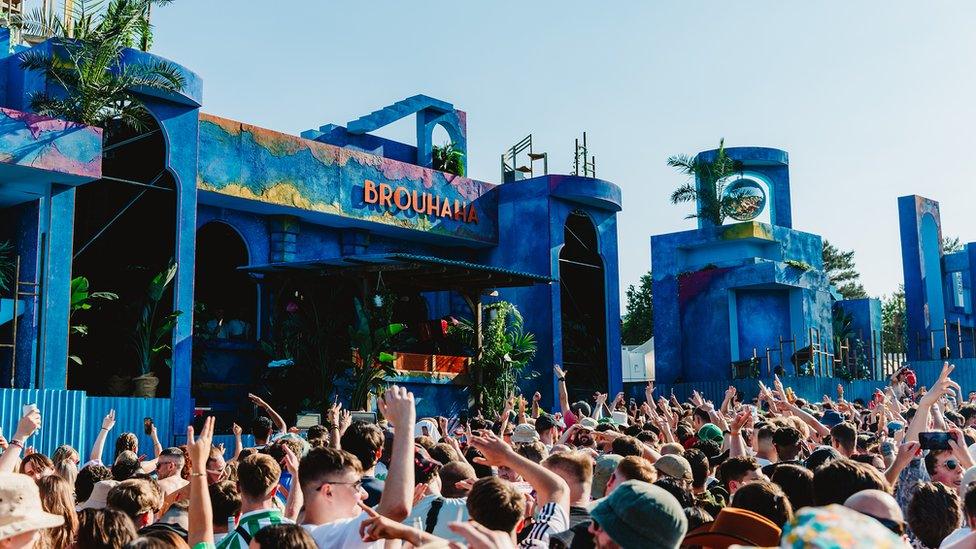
[
  {"xmin": 193, "ymin": 222, "xmax": 255, "ymax": 339},
  {"xmin": 70, "ymin": 119, "xmax": 178, "ymax": 394},
  {"xmin": 559, "ymin": 211, "xmax": 608, "ymax": 401}
]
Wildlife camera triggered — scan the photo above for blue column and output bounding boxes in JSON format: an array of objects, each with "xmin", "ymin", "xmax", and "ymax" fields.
[{"xmin": 37, "ymin": 185, "xmax": 76, "ymax": 389}]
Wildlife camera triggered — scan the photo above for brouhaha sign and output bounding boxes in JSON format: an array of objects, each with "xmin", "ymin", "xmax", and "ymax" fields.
[{"xmin": 363, "ymin": 179, "xmax": 479, "ymax": 224}]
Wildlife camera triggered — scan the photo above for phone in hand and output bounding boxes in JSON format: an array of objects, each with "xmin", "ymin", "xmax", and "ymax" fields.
[
  {"xmin": 919, "ymin": 431, "xmax": 953, "ymax": 450},
  {"xmin": 350, "ymin": 411, "xmax": 377, "ymax": 424},
  {"xmin": 22, "ymin": 404, "xmax": 38, "ymax": 416},
  {"xmin": 144, "ymin": 417, "xmax": 154, "ymax": 436}
]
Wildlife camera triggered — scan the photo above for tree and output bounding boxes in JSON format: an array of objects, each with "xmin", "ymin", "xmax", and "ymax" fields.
[
  {"xmin": 943, "ymin": 236, "xmax": 964, "ymax": 254},
  {"xmin": 432, "ymin": 142, "xmax": 465, "ymax": 176},
  {"xmin": 881, "ymin": 286, "xmax": 907, "ymax": 353},
  {"xmin": 621, "ymin": 271, "xmax": 653, "ymax": 345},
  {"xmin": 669, "ymin": 138, "xmax": 755, "ymax": 226},
  {"xmin": 19, "ymin": 0, "xmax": 184, "ymax": 133},
  {"xmin": 822, "ymin": 240, "xmax": 867, "ymax": 299}
]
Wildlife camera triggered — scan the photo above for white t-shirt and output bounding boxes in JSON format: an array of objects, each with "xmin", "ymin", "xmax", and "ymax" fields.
[
  {"xmin": 304, "ymin": 512, "xmax": 382, "ymax": 549},
  {"xmin": 940, "ymin": 527, "xmax": 972, "ymax": 548},
  {"xmin": 403, "ymin": 494, "xmax": 468, "ymax": 542},
  {"xmin": 520, "ymin": 502, "xmax": 569, "ymax": 548}
]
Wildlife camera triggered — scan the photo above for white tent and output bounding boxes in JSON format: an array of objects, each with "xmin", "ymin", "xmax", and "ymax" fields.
[{"xmin": 621, "ymin": 337, "xmax": 654, "ymax": 382}]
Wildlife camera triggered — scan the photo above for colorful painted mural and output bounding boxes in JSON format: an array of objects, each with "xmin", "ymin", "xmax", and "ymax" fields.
[
  {"xmin": 0, "ymin": 107, "xmax": 101, "ymax": 179},
  {"xmin": 197, "ymin": 113, "xmax": 498, "ymax": 245}
]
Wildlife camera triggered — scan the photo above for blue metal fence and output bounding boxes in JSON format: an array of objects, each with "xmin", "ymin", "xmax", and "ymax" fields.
[
  {"xmin": 85, "ymin": 397, "xmax": 172, "ymax": 464},
  {"xmin": 0, "ymin": 389, "xmax": 87, "ymax": 457}
]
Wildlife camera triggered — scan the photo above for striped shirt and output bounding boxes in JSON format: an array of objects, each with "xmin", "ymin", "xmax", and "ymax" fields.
[
  {"xmin": 215, "ymin": 509, "xmax": 294, "ymax": 549},
  {"xmin": 520, "ymin": 502, "xmax": 569, "ymax": 548}
]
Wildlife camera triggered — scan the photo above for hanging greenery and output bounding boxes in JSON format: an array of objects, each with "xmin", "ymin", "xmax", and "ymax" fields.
[
  {"xmin": 18, "ymin": 0, "xmax": 184, "ymax": 133},
  {"xmin": 432, "ymin": 142, "xmax": 465, "ymax": 176},
  {"xmin": 452, "ymin": 301, "xmax": 537, "ymax": 416}
]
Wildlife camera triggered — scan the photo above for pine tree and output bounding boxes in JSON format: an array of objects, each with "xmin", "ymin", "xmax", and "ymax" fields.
[
  {"xmin": 822, "ymin": 240, "xmax": 867, "ymax": 299},
  {"xmin": 621, "ymin": 271, "xmax": 653, "ymax": 345}
]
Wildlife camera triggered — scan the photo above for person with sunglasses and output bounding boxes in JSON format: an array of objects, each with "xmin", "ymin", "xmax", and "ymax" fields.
[
  {"xmin": 299, "ymin": 386, "xmax": 416, "ymax": 548},
  {"xmin": 926, "ymin": 449, "xmax": 966, "ymax": 492}
]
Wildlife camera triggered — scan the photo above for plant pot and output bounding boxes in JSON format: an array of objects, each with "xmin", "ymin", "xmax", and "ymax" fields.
[
  {"xmin": 132, "ymin": 373, "xmax": 159, "ymax": 398},
  {"xmin": 107, "ymin": 374, "xmax": 130, "ymax": 396}
]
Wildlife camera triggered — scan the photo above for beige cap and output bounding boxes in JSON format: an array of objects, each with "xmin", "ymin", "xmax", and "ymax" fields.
[
  {"xmin": 654, "ymin": 454, "xmax": 692, "ymax": 481},
  {"xmin": 0, "ymin": 473, "xmax": 65, "ymax": 541},
  {"xmin": 77, "ymin": 479, "xmax": 119, "ymax": 511},
  {"xmin": 511, "ymin": 423, "xmax": 540, "ymax": 445}
]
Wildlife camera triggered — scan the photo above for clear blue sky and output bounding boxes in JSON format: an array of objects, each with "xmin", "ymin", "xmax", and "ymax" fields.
[{"xmin": 152, "ymin": 2, "xmax": 976, "ymax": 309}]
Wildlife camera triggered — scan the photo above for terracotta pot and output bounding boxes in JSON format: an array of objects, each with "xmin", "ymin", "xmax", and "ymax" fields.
[
  {"xmin": 107, "ymin": 374, "xmax": 130, "ymax": 396},
  {"xmin": 132, "ymin": 373, "xmax": 159, "ymax": 398}
]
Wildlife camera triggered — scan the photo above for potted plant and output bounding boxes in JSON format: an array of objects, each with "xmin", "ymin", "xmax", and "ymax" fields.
[
  {"xmin": 131, "ymin": 262, "xmax": 181, "ymax": 397},
  {"xmin": 68, "ymin": 276, "xmax": 118, "ymax": 366},
  {"xmin": 348, "ymin": 297, "xmax": 405, "ymax": 410}
]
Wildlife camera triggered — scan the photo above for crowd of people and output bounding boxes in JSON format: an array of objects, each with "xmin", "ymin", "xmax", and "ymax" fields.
[{"xmin": 4, "ymin": 362, "xmax": 976, "ymax": 548}]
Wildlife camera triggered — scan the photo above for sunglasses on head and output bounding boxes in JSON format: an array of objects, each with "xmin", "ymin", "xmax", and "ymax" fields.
[
  {"xmin": 946, "ymin": 459, "xmax": 960, "ymax": 470},
  {"xmin": 865, "ymin": 514, "xmax": 905, "ymax": 536}
]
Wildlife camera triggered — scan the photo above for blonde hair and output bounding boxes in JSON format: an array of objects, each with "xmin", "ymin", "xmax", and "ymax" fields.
[{"xmin": 37, "ymin": 475, "xmax": 78, "ymax": 549}]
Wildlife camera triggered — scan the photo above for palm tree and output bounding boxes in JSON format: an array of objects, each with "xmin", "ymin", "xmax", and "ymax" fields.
[
  {"xmin": 432, "ymin": 141, "xmax": 465, "ymax": 176},
  {"xmin": 668, "ymin": 138, "xmax": 748, "ymax": 226},
  {"xmin": 17, "ymin": 0, "xmax": 183, "ymax": 134}
]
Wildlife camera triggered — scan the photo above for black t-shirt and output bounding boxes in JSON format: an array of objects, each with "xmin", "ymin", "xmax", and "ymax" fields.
[
  {"xmin": 761, "ymin": 459, "xmax": 804, "ymax": 478},
  {"xmin": 361, "ymin": 475, "xmax": 384, "ymax": 507}
]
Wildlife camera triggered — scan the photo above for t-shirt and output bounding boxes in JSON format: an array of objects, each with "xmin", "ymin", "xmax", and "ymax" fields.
[
  {"xmin": 520, "ymin": 502, "xmax": 569, "ymax": 548},
  {"xmin": 306, "ymin": 511, "xmax": 382, "ymax": 549},
  {"xmin": 941, "ymin": 527, "xmax": 972, "ymax": 548},
  {"xmin": 564, "ymin": 410, "xmax": 579, "ymax": 429},
  {"xmin": 216, "ymin": 509, "xmax": 293, "ymax": 549},
  {"xmin": 403, "ymin": 494, "xmax": 469, "ymax": 542},
  {"xmin": 568, "ymin": 506, "xmax": 591, "ymax": 528},
  {"xmin": 361, "ymin": 475, "xmax": 384, "ymax": 507}
]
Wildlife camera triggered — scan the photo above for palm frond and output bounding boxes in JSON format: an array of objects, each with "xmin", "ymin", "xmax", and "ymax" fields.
[{"xmin": 669, "ymin": 182, "xmax": 698, "ymax": 205}]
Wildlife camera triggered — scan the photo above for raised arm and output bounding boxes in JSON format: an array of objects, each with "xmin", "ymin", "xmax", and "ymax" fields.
[
  {"xmin": 281, "ymin": 446, "xmax": 303, "ymax": 522},
  {"xmin": 375, "ymin": 386, "xmax": 416, "ymax": 521},
  {"xmin": 230, "ymin": 423, "xmax": 243, "ymax": 462},
  {"xmin": 531, "ymin": 391, "xmax": 542, "ymax": 419},
  {"xmin": 249, "ymin": 393, "xmax": 287, "ymax": 434},
  {"xmin": 554, "ymin": 364, "xmax": 571, "ymax": 416},
  {"xmin": 187, "ymin": 417, "xmax": 215, "ymax": 547},
  {"xmin": 471, "ymin": 430, "xmax": 569, "ymax": 508},
  {"xmin": 0, "ymin": 408, "xmax": 41, "ymax": 473},
  {"xmin": 906, "ymin": 363, "xmax": 954, "ymax": 443},
  {"xmin": 785, "ymin": 401, "xmax": 830, "ymax": 438},
  {"xmin": 89, "ymin": 409, "xmax": 115, "ymax": 463}
]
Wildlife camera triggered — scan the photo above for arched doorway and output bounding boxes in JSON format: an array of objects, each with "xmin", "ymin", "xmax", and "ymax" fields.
[
  {"xmin": 559, "ymin": 211, "xmax": 608, "ymax": 401},
  {"xmin": 70, "ymin": 118, "xmax": 178, "ymax": 395},
  {"xmin": 193, "ymin": 222, "xmax": 255, "ymax": 339}
]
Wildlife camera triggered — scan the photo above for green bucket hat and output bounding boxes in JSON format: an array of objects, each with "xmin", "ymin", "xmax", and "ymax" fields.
[
  {"xmin": 697, "ymin": 423, "xmax": 724, "ymax": 444},
  {"xmin": 589, "ymin": 480, "xmax": 688, "ymax": 549}
]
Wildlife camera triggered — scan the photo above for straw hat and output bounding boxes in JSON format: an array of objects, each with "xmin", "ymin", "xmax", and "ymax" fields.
[
  {"xmin": 681, "ymin": 507, "xmax": 781, "ymax": 548},
  {"xmin": 0, "ymin": 473, "xmax": 65, "ymax": 541},
  {"xmin": 77, "ymin": 479, "xmax": 119, "ymax": 511}
]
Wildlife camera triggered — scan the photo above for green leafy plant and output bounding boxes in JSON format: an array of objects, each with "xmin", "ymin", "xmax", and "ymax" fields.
[
  {"xmin": 130, "ymin": 261, "xmax": 181, "ymax": 377},
  {"xmin": 18, "ymin": 0, "xmax": 184, "ymax": 133},
  {"xmin": 668, "ymin": 139, "xmax": 747, "ymax": 226},
  {"xmin": 452, "ymin": 301, "xmax": 537, "ymax": 416},
  {"xmin": 347, "ymin": 297, "xmax": 405, "ymax": 410},
  {"xmin": 432, "ymin": 142, "xmax": 465, "ymax": 176},
  {"xmin": 0, "ymin": 240, "xmax": 14, "ymax": 294},
  {"xmin": 68, "ymin": 276, "xmax": 118, "ymax": 365},
  {"xmin": 784, "ymin": 259, "xmax": 813, "ymax": 271},
  {"xmin": 822, "ymin": 240, "xmax": 867, "ymax": 299}
]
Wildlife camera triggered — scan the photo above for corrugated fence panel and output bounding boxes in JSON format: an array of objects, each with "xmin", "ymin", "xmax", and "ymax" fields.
[
  {"xmin": 211, "ymin": 434, "xmax": 256, "ymax": 461},
  {"xmin": 85, "ymin": 397, "xmax": 172, "ymax": 464},
  {"xmin": 0, "ymin": 388, "xmax": 87, "ymax": 457}
]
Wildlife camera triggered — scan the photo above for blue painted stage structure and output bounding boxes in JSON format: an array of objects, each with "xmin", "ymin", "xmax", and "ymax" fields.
[
  {"xmin": 899, "ymin": 195, "xmax": 976, "ymax": 361},
  {"xmin": 651, "ymin": 147, "xmax": 884, "ymax": 385},
  {"xmin": 0, "ymin": 28, "xmax": 623, "ymax": 451}
]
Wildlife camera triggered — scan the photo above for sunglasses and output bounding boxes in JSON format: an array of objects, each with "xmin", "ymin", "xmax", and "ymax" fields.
[
  {"xmin": 866, "ymin": 514, "xmax": 905, "ymax": 536},
  {"xmin": 315, "ymin": 479, "xmax": 363, "ymax": 492},
  {"xmin": 946, "ymin": 459, "xmax": 960, "ymax": 471}
]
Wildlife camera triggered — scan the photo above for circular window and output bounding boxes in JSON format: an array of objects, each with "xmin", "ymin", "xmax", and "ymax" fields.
[{"xmin": 722, "ymin": 178, "xmax": 767, "ymax": 221}]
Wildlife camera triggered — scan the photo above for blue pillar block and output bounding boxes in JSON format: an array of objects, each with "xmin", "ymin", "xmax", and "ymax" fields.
[{"xmin": 37, "ymin": 185, "xmax": 76, "ymax": 389}]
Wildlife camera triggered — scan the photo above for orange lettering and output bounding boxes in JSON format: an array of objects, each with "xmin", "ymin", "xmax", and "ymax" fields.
[
  {"xmin": 440, "ymin": 199, "xmax": 452, "ymax": 218},
  {"xmin": 426, "ymin": 194, "xmax": 440, "ymax": 216},
  {"xmin": 364, "ymin": 180, "xmax": 378, "ymax": 204},
  {"xmin": 378, "ymin": 184, "xmax": 393, "ymax": 207},
  {"xmin": 393, "ymin": 187, "xmax": 410, "ymax": 210},
  {"xmin": 466, "ymin": 205, "xmax": 479, "ymax": 224},
  {"xmin": 411, "ymin": 190, "xmax": 425, "ymax": 213},
  {"xmin": 453, "ymin": 200, "xmax": 465, "ymax": 221}
]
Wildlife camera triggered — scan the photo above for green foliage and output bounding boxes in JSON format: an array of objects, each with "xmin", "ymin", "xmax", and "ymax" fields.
[
  {"xmin": 347, "ymin": 296, "xmax": 406, "ymax": 410},
  {"xmin": 68, "ymin": 276, "xmax": 118, "ymax": 365},
  {"xmin": 0, "ymin": 240, "xmax": 14, "ymax": 294},
  {"xmin": 784, "ymin": 259, "xmax": 813, "ymax": 271},
  {"xmin": 453, "ymin": 301, "xmax": 537, "ymax": 416},
  {"xmin": 943, "ymin": 236, "xmax": 964, "ymax": 254},
  {"xmin": 621, "ymin": 271, "xmax": 653, "ymax": 345},
  {"xmin": 822, "ymin": 240, "xmax": 867, "ymax": 299},
  {"xmin": 432, "ymin": 142, "xmax": 465, "ymax": 176},
  {"xmin": 881, "ymin": 285, "xmax": 907, "ymax": 353},
  {"xmin": 831, "ymin": 306, "xmax": 872, "ymax": 381},
  {"xmin": 18, "ymin": 0, "xmax": 184, "ymax": 133},
  {"xmin": 130, "ymin": 261, "xmax": 180, "ymax": 376},
  {"xmin": 668, "ymin": 138, "xmax": 748, "ymax": 226}
]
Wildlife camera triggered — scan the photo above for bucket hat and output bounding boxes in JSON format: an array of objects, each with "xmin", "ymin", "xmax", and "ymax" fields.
[{"xmin": 0, "ymin": 473, "xmax": 64, "ymax": 541}]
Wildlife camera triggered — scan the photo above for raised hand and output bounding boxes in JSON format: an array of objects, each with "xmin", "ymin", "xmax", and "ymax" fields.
[
  {"xmin": 247, "ymin": 393, "xmax": 268, "ymax": 408},
  {"xmin": 469, "ymin": 430, "xmax": 515, "ymax": 467},
  {"xmin": 553, "ymin": 364, "xmax": 566, "ymax": 380},
  {"xmin": 101, "ymin": 409, "xmax": 116, "ymax": 431},
  {"xmin": 339, "ymin": 410, "xmax": 352, "ymax": 434},
  {"xmin": 232, "ymin": 423, "xmax": 242, "ymax": 437},
  {"xmin": 281, "ymin": 444, "xmax": 300, "ymax": 476},
  {"xmin": 378, "ymin": 386, "xmax": 416, "ymax": 430},
  {"xmin": 187, "ymin": 416, "xmax": 215, "ymax": 469},
  {"xmin": 448, "ymin": 520, "xmax": 517, "ymax": 549},
  {"xmin": 730, "ymin": 410, "xmax": 750, "ymax": 433},
  {"xmin": 14, "ymin": 408, "xmax": 41, "ymax": 441}
]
